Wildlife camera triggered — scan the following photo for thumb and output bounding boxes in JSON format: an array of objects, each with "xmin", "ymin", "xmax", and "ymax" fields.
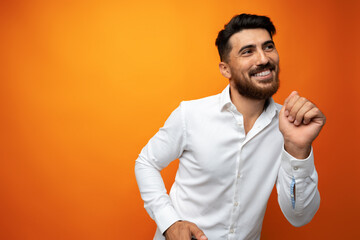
[
  {"xmin": 279, "ymin": 104, "xmax": 288, "ymax": 121},
  {"xmin": 189, "ymin": 224, "xmax": 207, "ymax": 240}
]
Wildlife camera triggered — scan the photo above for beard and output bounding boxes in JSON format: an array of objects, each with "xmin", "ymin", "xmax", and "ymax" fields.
[{"xmin": 233, "ymin": 63, "xmax": 280, "ymax": 100}]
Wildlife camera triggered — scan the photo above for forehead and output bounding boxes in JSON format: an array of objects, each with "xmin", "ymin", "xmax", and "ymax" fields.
[{"xmin": 229, "ymin": 28, "xmax": 272, "ymax": 49}]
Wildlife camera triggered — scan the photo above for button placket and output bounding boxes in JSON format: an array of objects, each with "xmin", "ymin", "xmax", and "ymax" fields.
[{"xmin": 227, "ymin": 114, "xmax": 244, "ymax": 240}]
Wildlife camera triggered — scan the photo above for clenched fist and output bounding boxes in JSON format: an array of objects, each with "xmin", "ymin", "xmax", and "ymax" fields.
[{"xmin": 279, "ymin": 91, "xmax": 326, "ymax": 159}]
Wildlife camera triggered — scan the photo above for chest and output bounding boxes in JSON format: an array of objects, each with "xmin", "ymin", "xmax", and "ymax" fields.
[{"xmin": 180, "ymin": 113, "xmax": 283, "ymax": 181}]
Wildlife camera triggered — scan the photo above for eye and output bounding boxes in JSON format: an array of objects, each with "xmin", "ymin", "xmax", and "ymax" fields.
[
  {"xmin": 264, "ymin": 44, "xmax": 275, "ymax": 51},
  {"xmin": 241, "ymin": 49, "xmax": 253, "ymax": 56}
]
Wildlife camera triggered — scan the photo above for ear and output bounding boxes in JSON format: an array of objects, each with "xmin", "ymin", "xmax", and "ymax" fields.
[{"xmin": 219, "ymin": 62, "xmax": 231, "ymax": 79}]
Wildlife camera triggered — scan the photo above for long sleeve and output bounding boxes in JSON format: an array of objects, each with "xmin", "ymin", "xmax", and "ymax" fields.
[
  {"xmin": 135, "ymin": 104, "xmax": 185, "ymax": 233},
  {"xmin": 276, "ymin": 147, "xmax": 320, "ymax": 227}
]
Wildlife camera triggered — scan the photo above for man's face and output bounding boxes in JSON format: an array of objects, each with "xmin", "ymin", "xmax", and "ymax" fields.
[{"xmin": 225, "ymin": 28, "xmax": 280, "ymax": 100}]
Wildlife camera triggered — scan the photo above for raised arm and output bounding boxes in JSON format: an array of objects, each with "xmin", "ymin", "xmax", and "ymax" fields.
[{"xmin": 277, "ymin": 91, "xmax": 325, "ymax": 226}]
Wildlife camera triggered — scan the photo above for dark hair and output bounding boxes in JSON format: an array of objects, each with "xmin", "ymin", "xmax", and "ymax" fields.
[{"xmin": 215, "ymin": 13, "xmax": 276, "ymax": 62}]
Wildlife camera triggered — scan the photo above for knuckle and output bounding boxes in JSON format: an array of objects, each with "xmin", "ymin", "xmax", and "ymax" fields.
[
  {"xmin": 290, "ymin": 96, "xmax": 299, "ymax": 104},
  {"xmin": 304, "ymin": 114, "xmax": 311, "ymax": 120},
  {"xmin": 296, "ymin": 117, "xmax": 304, "ymax": 124},
  {"xmin": 304, "ymin": 101, "xmax": 313, "ymax": 108},
  {"xmin": 296, "ymin": 113, "xmax": 303, "ymax": 120},
  {"xmin": 194, "ymin": 231, "xmax": 204, "ymax": 238},
  {"xmin": 188, "ymin": 221, "xmax": 196, "ymax": 227},
  {"xmin": 299, "ymin": 97, "xmax": 306, "ymax": 102},
  {"xmin": 313, "ymin": 108, "xmax": 320, "ymax": 114},
  {"xmin": 289, "ymin": 94, "xmax": 297, "ymax": 100},
  {"xmin": 289, "ymin": 111, "xmax": 297, "ymax": 118}
]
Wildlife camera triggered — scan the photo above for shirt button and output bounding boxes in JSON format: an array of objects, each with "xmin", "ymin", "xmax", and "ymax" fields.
[
  {"xmin": 237, "ymin": 174, "xmax": 241, "ymax": 179},
  {"xmin": 230, "ymin": 228, "xmax": 234, "ymax": 233},
  {"xmin": 234, "ymin": 202, "xmax": 238, "ymax": 206},
  {"xmin": 293, "ymin": 167, "xmax": 299, "ymax": 170}
]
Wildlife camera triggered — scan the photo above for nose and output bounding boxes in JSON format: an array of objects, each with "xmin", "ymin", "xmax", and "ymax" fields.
[{"xmin": 256, "ymin": 50, "xmax": 269, "ymax": 66}]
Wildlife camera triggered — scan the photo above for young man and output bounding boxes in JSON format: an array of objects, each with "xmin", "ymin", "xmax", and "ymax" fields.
[{"xmin": 135, "ymin": 13, "xmax": 326, "ymax": 240}]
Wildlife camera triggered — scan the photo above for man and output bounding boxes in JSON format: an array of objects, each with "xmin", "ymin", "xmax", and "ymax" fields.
[{"xmin": 135, "ymin": 13, "xmax": 325, "ymax": 240}]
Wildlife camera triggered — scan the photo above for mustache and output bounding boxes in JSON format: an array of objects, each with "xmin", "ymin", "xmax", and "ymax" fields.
[{"xmin": 249, "ymin": 63, "xmax": 276, "ymax": 76}]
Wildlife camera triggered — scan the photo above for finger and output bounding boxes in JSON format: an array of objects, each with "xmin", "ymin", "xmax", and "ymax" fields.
[
  {"xmin": 303, "ymin": 107, "xmax": 325, "ymax": 125},
  {"xmin": 284, "ymin": 91, "xmax": 298, "ymax": 107},
  {"xmin": 288, "ymin": 97, "xmax": 307, "ymax": 123},
  {"xmin": 284, "ymin": 91, "xmax": 299, "ymax": 117},
  {"xmin": 293, "ymin": 100, "xmax": 314, "ymax": 126},
  {"xmin": 189, "ymin": 224, "xmax": 207, "ymax": 240}
]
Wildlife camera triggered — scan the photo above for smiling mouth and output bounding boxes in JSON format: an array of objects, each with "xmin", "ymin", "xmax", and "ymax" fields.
[
  {"xmin": 249, "ymin": 62, "xmax": 276, "ymax": 79},
  {"xmin": 250, "ymin": 69, "xmax": 274, "ymax": 83},
  {"xmin": 253, "ymin": 69, "xmax": 271, "ymax": 77}
]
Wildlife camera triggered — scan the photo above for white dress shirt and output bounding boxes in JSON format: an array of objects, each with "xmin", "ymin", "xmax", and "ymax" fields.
[{"xmin": 135, "ymin": 85, "xmax": 320, "ymax": 240}]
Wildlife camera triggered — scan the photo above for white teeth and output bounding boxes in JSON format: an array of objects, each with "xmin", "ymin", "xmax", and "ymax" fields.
[{"xmin": 254, "ymin": 70, "xmax": 270, "ymax": 77}]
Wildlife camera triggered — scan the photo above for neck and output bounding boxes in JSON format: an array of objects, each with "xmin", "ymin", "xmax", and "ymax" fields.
[{"xmin": 229, "ymin": 84, "xmax": 266, "ymax": 134}]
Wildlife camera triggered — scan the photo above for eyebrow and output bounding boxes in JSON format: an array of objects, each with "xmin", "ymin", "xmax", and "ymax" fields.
[
  {"xmin": 238, "ymin": 40, "xmax": 275, "ymax": 54},
  {"xmin": 263, "ymin": 40, "xmax": 275, "ymax": 47},
  {"xmin": 238, "ymin": 44, "xmax": 255, "ymax": 54}
]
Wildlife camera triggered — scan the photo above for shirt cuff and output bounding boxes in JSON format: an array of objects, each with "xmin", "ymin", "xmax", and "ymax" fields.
[
  {"xmin": 281, "ymin": 146, "xmax": 315, "ymax": 179},
  {"xmin": 154, "ymin": 204, "xmax": 182, "ymax": 234}
]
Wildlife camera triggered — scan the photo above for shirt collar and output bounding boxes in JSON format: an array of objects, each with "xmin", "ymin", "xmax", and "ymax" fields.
[
  {"xmin": 219, "ymin": 85, "xmax": 233, "ymax": 112},
  {"xmin": 263, "ymin": 97, "xmax": 279, "ymax": 119},
  {"xmin": 219, "ymin": 85, "xmax": 279, "ymax": 118}
]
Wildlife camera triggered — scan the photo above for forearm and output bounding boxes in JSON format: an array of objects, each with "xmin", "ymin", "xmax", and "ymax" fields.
[
  {"xmin": 135, "ymin": 104, "xmax": 186, "ymax": 232},
  {"xmin": 277, "ymin": 148, "xmax": 320, "ymax": 227},
  {"xmin": 135, "ymin": 157, "xmax": 182, "ymax": 233}
]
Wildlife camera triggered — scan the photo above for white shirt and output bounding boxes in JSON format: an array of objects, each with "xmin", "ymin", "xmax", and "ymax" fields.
[{"xmin": 135, "ymin": 85, "xmax": 320, "ymax": 240}]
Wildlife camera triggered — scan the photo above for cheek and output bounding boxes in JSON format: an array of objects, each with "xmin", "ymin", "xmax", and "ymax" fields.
[
  {"xmin": 239, "ymin": 63, "xmax": 252, "ymax": 73},
  {"xmin": 231, "ymin": 62, "xmax": 253, "ymax": 78},
  {"xmin": 271, "ymin": 52, "xmax": 280, "ymax": 64},
  {"xmin": 275, "ymin": 56, "xmax": 280, "ymax": 64}
]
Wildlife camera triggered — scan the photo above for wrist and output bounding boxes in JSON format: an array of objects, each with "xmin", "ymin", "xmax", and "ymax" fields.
[
  {"xmin": 164, "ymin": 220, "xmax": 182, "ymax": 236},
  {"xmin": 284, "ymin": 141, "xmax": 311, "ymax": 159}
]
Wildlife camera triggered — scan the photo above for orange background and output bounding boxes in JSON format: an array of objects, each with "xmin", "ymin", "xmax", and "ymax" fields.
[{"xmin": 1, "ymin": 0, "xmax": 359, "ymax": 239}]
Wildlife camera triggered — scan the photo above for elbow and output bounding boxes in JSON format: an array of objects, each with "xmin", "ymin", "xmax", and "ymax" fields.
[
  {"xmin": 287, "ymin": 194, "xmax": 320, "ymax": 227},
  {"xmin": 134, "ymin": 157, "xmax": 148, "ymax": 179},
  {"xmin": 288, "ymin": 216, "xmax": 313, "ymax": 228},
  {"xmin": 288, "ymin": 211, "xmax": 316, "ymax": 227}
]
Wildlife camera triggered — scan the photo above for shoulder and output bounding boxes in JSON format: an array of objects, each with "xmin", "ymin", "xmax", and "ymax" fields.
[
  {"xmin": 164, "ymin": 92, "xmax": 222, "ymax": 126},
  {"xmin": 180, "ymin": 93, "xmax": 221, "ymax": 114}
]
